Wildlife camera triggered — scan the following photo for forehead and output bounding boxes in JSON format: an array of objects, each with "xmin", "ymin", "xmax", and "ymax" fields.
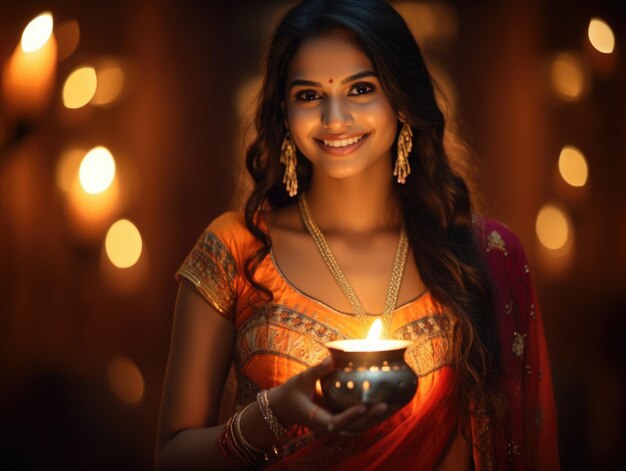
[{"xmin": 287, "ymin": 29, "xmax": 374, "ymax": 81}]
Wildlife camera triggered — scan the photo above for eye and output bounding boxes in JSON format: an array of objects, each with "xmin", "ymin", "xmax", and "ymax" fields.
[
  {"xmin": 295, "ymin": 90, "xmax": 321, "ymax": 102},
  {"xmin": 349, "ymin": 82, "xmax": 376, "ymax": 96}
]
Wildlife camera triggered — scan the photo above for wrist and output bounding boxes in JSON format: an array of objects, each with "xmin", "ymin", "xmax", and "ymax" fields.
[
  {"xmin": 267, "ymin": 386, "xmax": 293, "ymax": 428},
  {"xmin": 257, "ymin": 388, "xmax": 290, "ymax": 443}
]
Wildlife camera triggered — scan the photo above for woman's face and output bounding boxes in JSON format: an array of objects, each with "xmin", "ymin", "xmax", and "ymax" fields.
[{"xmin": 284, "ymin": 29, "xmax": 398, "ymax": 181}]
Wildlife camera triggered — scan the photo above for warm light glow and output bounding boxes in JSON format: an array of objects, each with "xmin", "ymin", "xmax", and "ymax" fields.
[
  {"xmin": 550, "ymin": 53, "xmax": 587, "ymax": 101},
  {"xmin": 56, "ymin": 148, "xmax": 84, "ymax": 193},
  {"xmin": 558, "ymin": 146, "xmax": 588, "ymax": 187},
  {"xmin": 536, "ymin": 204, "xmax": 571, "ymax": 250},
  {"xmin": 107, "ymin": 356, "xmax": 144, "ymax": 404},
  {"xmin": 79, "ymin": 146, "xmax": 115, "ymax": 194},
  {"xmin": 105, "ymin": 219, "xmax": 143, "ymax": 268},
  {"xmin": 92, "ymin": 62, "xmax": 125, "ymax": 106},
  {"xmin": 367, "ymin": 318, "xmax": 383, "ymax": 340},
  {"xmin": 588, "ymin": 18, "xmax": 615, "ymax": 54},
  {"xmin": 56, "ymin": 20, "xmax": 80, "ymax": 61},
  {"xmin": 62, "ymin": 66, "xmax": 97, "ymax": 109},
  {"xmin": 393, "ymin": 2, "xmax": 458, "ymax": 50},
  {"xmin": 21, "ymin": 12, "xmax": 53, "ymax": 53}
]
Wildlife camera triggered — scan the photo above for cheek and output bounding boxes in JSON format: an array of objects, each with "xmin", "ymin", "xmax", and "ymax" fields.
[
  {"xmin": 359, "ymin": 101, "xmax": 397, "ymax": 141},
  {"xmin": 286, "ymin": 106, "xmax": 319, "ymax": 142}
]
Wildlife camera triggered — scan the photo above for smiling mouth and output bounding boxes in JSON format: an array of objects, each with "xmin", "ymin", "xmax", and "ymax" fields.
[{"xmin": 315, "ymin": 133, "xmax": 370, "ymax": 154}]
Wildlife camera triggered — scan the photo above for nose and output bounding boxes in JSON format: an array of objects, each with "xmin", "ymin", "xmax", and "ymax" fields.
[{"xmin": 321, "ymin": 96, "xmax": 352, "ymax": 130}]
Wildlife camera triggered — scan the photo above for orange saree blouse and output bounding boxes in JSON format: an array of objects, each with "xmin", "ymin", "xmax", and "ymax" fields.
[{"xmin": 176, "ymin": 211, "xmax": 560, "ymax": 470}]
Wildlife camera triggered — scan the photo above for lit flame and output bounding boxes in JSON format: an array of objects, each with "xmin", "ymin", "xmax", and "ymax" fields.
[
  {"xmin": 21, "ymin": 12, "xmax": 53, "ymax": 53},
  {"xmin": 367, "ymin": 318, "xmax": 383, "ymax": 340}
]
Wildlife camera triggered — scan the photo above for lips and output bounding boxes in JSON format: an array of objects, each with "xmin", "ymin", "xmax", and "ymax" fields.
[{"xmin": 315, "ymin": 133, "xmax": 370, "ymax": 156}]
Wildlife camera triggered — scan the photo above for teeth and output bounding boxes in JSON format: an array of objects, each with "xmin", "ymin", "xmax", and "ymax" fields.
[{"xmin": 323, "ymin": 135, "xmax": 365, "ymax": 147}]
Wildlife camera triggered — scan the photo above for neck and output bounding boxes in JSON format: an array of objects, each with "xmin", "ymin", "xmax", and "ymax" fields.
[{"xmin": 304, "ymin": 158, "xmax": 401, "ymax": 234}]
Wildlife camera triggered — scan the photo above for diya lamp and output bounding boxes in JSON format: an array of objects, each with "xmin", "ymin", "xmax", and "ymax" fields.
[{"xmin": 321, "ymin": 319, "xmax": 417, "ymax": 412}]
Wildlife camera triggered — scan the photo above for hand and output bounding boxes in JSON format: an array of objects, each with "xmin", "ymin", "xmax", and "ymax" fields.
[{"xmin": 267, "ymin": 357, "xmax": 393, "ymax": 436}]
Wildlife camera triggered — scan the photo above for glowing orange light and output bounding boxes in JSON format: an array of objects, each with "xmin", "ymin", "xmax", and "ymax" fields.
[
  {"xmin": 105, "ymin": 219, "xmax": 143, "ymax": 269},
  {"xmin": 79, "ymin": 146, "xmax": 116, "ymax": 194},
  {"xmin": 56, "ymin": 147, "xmax": 84, "ymax": 193},
  {"xmin": 21, "ymin": 12, "xmax": 53, "ymax": 53},
  {"xmin": 550, "ymin": 52, "xmax": 588, "ymax": 102},
  {"xmin": 366, "ymin": 318, "xmax": 383, "ymax": 341},
  {"xmin": 56, "ymin": 20, "xmax": 80, "ymax": 61},
  {"xmin": 536, "ymin": 204, "xmax": 571, "ymax": 250},
  {"xmin": 63, "ymin": 66, "xmax": 97, "ymax": 109},
  {"xmin": 558, "ymin": 146, "xmax": 588, "ymax": 187},
  {"xmin": 92, "ymin": 61, "xmax": 125, "ymax": 106},
  {"xmin": 588, "ymin": 18, "xmax": 615, "ymax": 54},
  {"xmin": 2, "ymin": 18, "xmax": 57, "ymax": 115},
  {"xmin": 107, "ymin": 356, "xmax": 145, "ymax": 405}
]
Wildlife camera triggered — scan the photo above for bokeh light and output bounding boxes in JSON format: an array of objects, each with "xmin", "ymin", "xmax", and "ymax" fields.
[
  {"xmin": 550, "ymin": 52, "xmax": 588, "ymax": 102},
  {"xmin": 62, "ymin": 66, "xmax": 97, "ymax": 109},
  {"xmin": 393, "ymin": 2, "xmax": 457, "ymax": 51},
  {"xmin": 105, "ymin": 219, "xmax": 143, "ymax": 268},
  {"xmin": 558, "ymin": 145, "xmax": 588, "ymax": 187},
  {"xmin": 55, "ymin": 147, "xmax": 84, "ymax": 193},
  {"xmin": 107, "ymin": 356, "xmax": 145, "ymax": 405},
  {"xmin": 21, "ymin": 12, "xmax": 53, "ymax": 53},
  {"xmin": 92, "ymin": 60, "xmax": 125, "ymax": 106},
  {"xmin": 79, "ymin": 146, "xmax": 116, "ymax": 194},
  {"xmin": 536, "ymin": 204, "xmax": 571, "ymax": 250},
  {"xmin": 588, "ymin": 18, "xmax": 615, "ymax": 54},
  {"xmin": 55, "ymin": 20, "xmax": 80, "ymax": 61}
]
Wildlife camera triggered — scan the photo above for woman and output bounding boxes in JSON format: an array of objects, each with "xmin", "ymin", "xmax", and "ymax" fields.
[{"xmin": 156, "ymin": 1, "xmax": 560, "ymax": 469}]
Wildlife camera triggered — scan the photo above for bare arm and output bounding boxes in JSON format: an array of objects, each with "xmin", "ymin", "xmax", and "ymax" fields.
[{"xmin": 155, "ymin": 282, "xmax": 241, "ymax": 470}]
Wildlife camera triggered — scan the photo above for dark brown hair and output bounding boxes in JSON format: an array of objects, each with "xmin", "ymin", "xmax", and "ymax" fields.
[{"xmin": 243, "ymin": 0, "xmax": 500, "ymax": 425}]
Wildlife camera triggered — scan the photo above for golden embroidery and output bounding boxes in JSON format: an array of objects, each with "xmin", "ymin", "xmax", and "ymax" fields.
[
  {"xmin": 394, "ymin": 315, "xmax": 453, "ymax": 377},
  {"xmin": 176, "ymin": 231, "xmax": 237, "ymax": 314},
  {"xmin": 486, "ymin": 230, "xmax": 508, "ymax": 255},
  {"xmin": 512, "ymin": 332, "xmax": 526, "ymax": 359},
  {"xmin": 237, "ymin": 304, "xmax": 345, "ymax": 368}
]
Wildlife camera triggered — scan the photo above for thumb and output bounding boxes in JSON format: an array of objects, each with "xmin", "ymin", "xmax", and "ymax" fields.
[{"xmin": 311, "ymin": 356, "xmax": 334, "ymax": 378}]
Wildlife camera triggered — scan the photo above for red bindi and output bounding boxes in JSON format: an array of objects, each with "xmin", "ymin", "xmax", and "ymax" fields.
[{"xmin": 328, "ymin": 78, "xmax": 333, "ymax": 84}]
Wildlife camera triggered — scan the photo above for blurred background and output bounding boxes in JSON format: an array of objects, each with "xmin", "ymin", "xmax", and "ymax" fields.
[{"xmin": 0, "ymin": 0, "xmax": 624, "ymax": 469}]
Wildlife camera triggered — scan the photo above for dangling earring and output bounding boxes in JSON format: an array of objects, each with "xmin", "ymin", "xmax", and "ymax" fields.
[
  {"xmin": 280, "ymin": 132, "xmax": 298, "ymax": 197},
  {"xmin": 394, "ymin": 122, "xmax": 413, "ymax": 184}
]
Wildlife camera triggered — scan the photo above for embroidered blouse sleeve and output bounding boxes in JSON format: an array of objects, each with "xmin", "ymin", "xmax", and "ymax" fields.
[
  {"xmin": 481, "ymin": 220, "xmax": 560, "ymax": 470},
  {"xmin": 175, "ymin": 213, "xmax": 240, "ymax": 321}
]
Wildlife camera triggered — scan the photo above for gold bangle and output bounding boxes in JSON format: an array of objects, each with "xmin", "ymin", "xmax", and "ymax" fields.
[
  {"xmin": 234, "ymin": 402, "xmax": 266, "ymax": 458},
  {"xmin": 217, "ymin": 403, "xmax": 268, "ymax": 465},
  {"xmin": 256, "ymin": 389, "xmax": 289, "ymax": 443}
]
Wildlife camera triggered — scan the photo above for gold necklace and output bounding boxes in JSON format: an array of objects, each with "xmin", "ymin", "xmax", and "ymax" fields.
[{"xmin": 298, "ymin": 194, "xmax": 409, "ymax": 337}]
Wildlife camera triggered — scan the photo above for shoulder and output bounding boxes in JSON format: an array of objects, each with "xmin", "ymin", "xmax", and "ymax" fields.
[
  {"xmin": 205, "ymin": 211, "xmax": 246, "ymax": 243},
  {"xmin": 202, "ymin": 211, "xmax": 263, "ymax": 262}
]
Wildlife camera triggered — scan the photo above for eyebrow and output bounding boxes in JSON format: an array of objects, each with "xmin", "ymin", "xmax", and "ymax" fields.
[{"xmin": 288, "ymin": 70, "xmax": 377, "ymax": 91}]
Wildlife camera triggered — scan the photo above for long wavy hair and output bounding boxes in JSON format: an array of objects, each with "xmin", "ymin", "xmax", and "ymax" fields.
[{"xmin": 242, "ymin": 0, "xmax": 501, "ymax": 426}]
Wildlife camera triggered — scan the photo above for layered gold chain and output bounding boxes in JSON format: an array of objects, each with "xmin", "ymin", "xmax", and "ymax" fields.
[{"xmin": 298, "ymin": 194, "xmax": 409, "ymax": 337}]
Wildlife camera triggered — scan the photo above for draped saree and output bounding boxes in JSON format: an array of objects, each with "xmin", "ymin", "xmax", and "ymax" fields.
[{"xmin": 176, "ymin": 211, "xmax": 560, "ymax": 470}]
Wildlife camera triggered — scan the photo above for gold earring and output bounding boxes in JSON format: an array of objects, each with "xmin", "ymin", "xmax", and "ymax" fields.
[
  {"xmin": 394, "ymin": 122, "xmax": 413, "ymax": 184},
  {"xmin": 280, "ymin": 132, "xmax": 298, "ymax": 197}
]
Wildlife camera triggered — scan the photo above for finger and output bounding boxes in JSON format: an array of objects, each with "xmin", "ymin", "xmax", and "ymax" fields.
[
  {"xmin": 343, "ymin": 403, "xmax": 390, "ymax": 433},
  {"xmin": 299, "ymin": 357, "xmax": 334, "ymax": 385},
  {"xmin": 309, "ymin": 403, "xmax": 366, "ymax": 435}
]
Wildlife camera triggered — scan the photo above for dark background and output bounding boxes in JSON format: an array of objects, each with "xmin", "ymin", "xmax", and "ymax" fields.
[{"xmin": 1, "ymin": 1, "xmax": 625, "ymax": 469}]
